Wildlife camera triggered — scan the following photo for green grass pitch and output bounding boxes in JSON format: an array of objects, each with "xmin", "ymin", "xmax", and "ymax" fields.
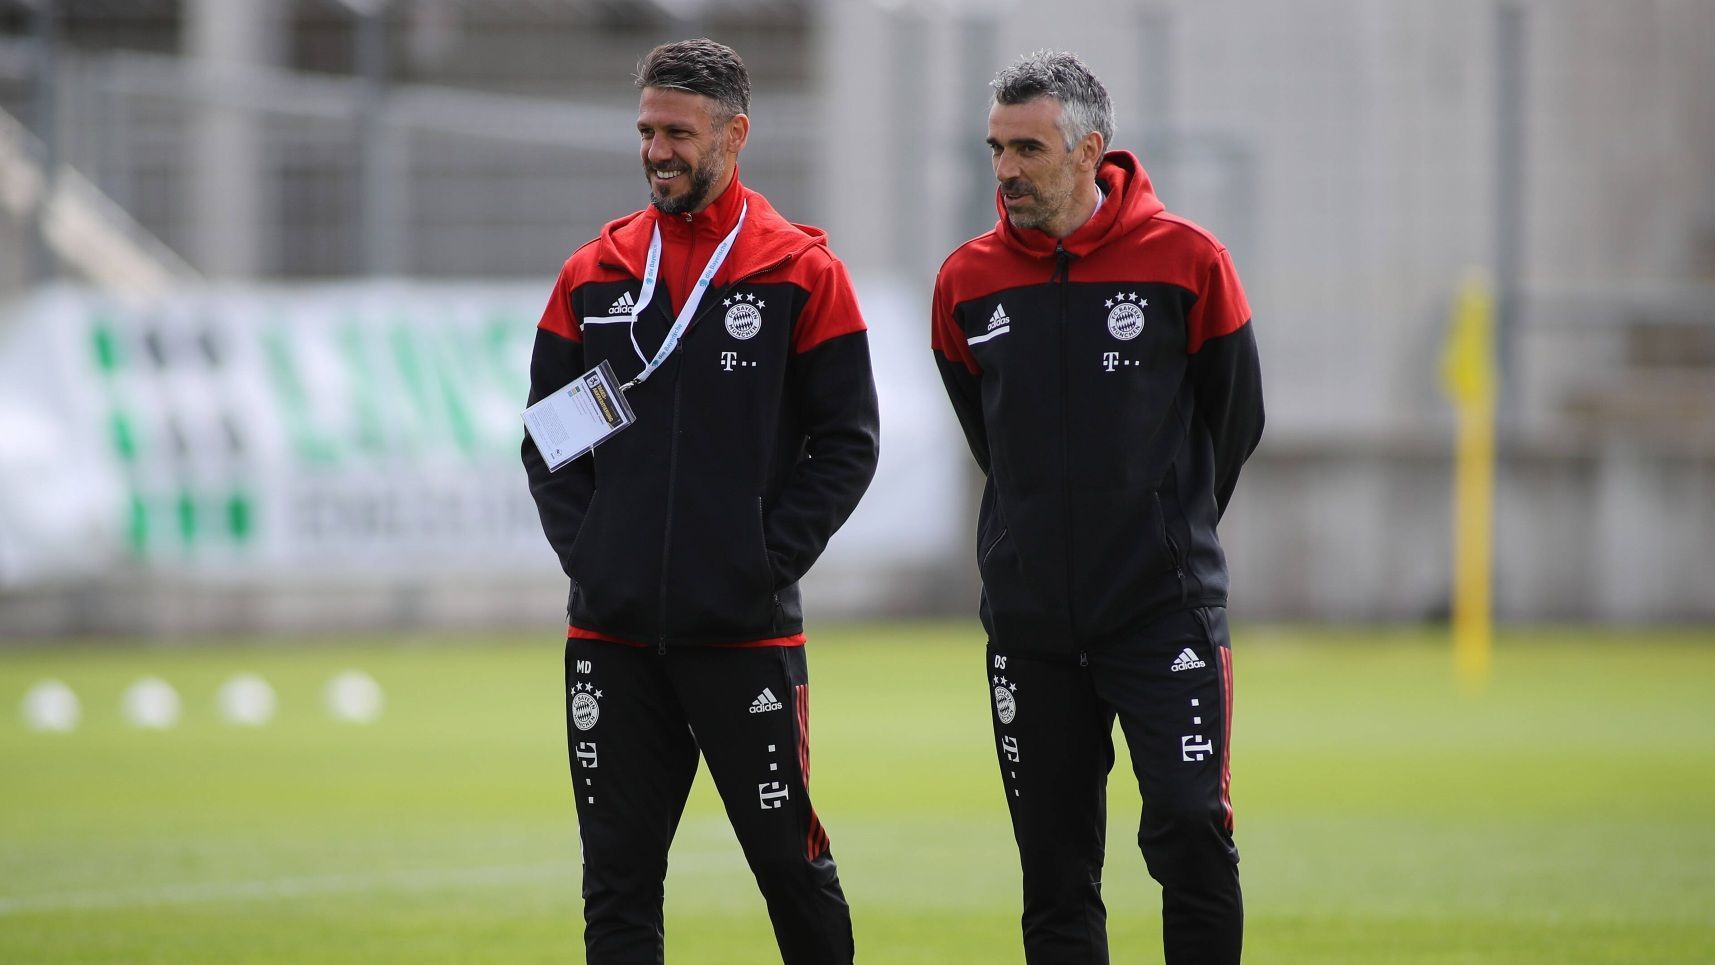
[{"xmin": 3, "ymin": 622, "xmax": 1714, "ymax": 963}]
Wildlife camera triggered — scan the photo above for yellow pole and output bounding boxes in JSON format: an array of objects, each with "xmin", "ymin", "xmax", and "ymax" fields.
[
  {"xmin": 1451, "ymin": 398, "xmax": 1495, "ymax": 687},
  {"xmin": 1441, "ymin": 273, "xmax": 1497, "ymax": 690}
]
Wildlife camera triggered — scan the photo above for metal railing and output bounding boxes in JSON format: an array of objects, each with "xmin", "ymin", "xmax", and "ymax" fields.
[
  {"xmin": 31, "ymin": 47, "xmax": 816, "ymax": 280},
  {"xmin": 0, "ymin": 105, "xmax": 199, "ymax": 301}
]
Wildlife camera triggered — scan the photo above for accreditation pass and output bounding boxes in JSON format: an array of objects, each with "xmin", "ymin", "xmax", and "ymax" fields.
[{"xmin": 522, "ymin": 359, "xmax": 636, "ymax": 472}]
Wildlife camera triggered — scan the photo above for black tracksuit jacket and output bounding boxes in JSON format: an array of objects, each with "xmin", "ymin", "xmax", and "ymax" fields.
[
  {"xmin": 932, "ymin": 151, "xmax": 1264, "ymax": 655},
  {"xmin": 523, "ymin": 179, "xmax": 879, "ymax": 647}
]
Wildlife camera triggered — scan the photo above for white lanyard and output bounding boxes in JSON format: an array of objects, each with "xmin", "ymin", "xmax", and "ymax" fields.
[{"xmin": 623, "ymin": 201, "xmax": 748, "ymax": 391}]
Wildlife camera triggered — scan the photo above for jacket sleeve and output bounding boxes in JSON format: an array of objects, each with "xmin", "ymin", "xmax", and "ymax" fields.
[
  {"xmin": 521, "ymin": 265, "xmax": 597, "ymax": 579},
  {"xmin": 765, "ymin": 256, "xmax": 881, "ymax": 587},
  {"xmin": 930, "ymin": 273, "xmax": 990, "ymax": 474},
  {"xmin": 1187, "ymin": 246, "xmax": 1264, "ymax": 518}
]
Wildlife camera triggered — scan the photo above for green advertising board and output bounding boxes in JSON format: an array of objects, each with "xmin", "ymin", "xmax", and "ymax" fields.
[{"xmin": 0, "ymin": 284, "xmax": 552, "ymax": 586}]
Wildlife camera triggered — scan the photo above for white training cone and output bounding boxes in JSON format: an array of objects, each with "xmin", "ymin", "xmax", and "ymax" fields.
[
  {"xmin": 217, "ymin": 673, "xmax": 277, "ymax": 726},
  {"xmin": 21, "ymin": 679, "xmax": 81, "ymax": 733},
  {"xmin": 122, "ymin": 676, "xmax": 182, "ymax": 729},
  {"xmin": 325, "ymin": 670, "xmax": 383, "ymax": 724}
]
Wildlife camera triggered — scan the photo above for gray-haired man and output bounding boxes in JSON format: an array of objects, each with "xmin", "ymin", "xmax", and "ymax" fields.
[{"xmin": 932, "ymin": 50, "xmax": 1263, "ymax": 964}]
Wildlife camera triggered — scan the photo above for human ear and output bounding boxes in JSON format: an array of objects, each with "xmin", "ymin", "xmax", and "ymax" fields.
[
  {"xmin": 1079, "ymin": 131, "xmax": 1105, "ymax": 170},
  {"xmin": 725, "ymin": 112, "xmax": 750, "ymax": 156}
]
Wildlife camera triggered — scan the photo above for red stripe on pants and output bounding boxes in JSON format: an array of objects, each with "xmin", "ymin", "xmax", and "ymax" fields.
[
  {"xmin": 794, "ymin": 682, "xmax": 829, "ymax": 861},
  {"xmin": 1218, "ymin": 647, "xmax": 1235, "ymax": 832}
]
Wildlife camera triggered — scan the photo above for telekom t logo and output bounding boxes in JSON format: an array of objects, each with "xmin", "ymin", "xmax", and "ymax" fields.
[
  {"xmin": 758, "ymin": 782, "xmax": 790, "ymax": 809},
  {"xmin": 720, "ymin": 351, "xmax": 738, "ymax": 371},
  {"xmin": 1102, "ymin": 352, "xmax": 1120, "ymax": 372}
]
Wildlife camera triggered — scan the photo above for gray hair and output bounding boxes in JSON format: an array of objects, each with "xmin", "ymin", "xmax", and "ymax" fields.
[
  {"xmin": 991, "ymin": 50, "xmax": 1114, "ymax": 152},
  {"xmin": 635, "ymin": 39, "xmax": 752, "ymax": 120}
]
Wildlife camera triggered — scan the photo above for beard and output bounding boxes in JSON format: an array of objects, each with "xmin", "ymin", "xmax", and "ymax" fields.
[
  {"xmin": 1000, "ymin": 176, "xmax": 1072, "ymax": 232},
  {"xmin": 647, "ymin": 147, "xmax": 725, "ymax": 216}
]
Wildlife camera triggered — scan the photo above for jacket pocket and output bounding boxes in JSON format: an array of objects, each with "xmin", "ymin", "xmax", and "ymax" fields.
[
  {"xmin": 757, "ymin": 497, "xmax": 784, "ymax": 631},
  {"xmin": 660, "ymin": 489, "xmax": 778, "ymax": 639},
  {"xmin": 566, "ymin": 488, "xmax": 601, "ymax": 575},
  {"xmin": 564, "ymin": 487, "xmax": 656, "ymax": 633},
  {"xmin": 980, "ymin": 526, "xmax": 1010, "ymax": 569},
  {"xmin": 1154, "ymin": 490, "xmax": 1187, "ymax": 604},
  {"xmin": 975, "ymin": 487, "xmax": 1012, "ymax": 575}
]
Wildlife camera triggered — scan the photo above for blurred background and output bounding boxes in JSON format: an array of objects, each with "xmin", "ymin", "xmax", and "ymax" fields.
[
  {"xmin": 0, "ymin": 0, "xmax": 1711, "ymax": 636},
  {"xmin": 3, "ymin": 5, "xmax": 1714, "ymax": 963}
]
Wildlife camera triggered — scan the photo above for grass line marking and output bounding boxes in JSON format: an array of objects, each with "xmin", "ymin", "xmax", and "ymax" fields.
[{"xmin": 0, "ymin": 852, "xmax": 739, "ymax": 916}]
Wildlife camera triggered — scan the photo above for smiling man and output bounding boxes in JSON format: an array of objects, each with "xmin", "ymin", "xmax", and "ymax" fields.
[
  {"xmin": 931, "ymin": 51, "xmax": 1264, "ymax": 964},
  {"xmin": 522, "ymin": 39, "xmax": 878, "ymax": 964}
]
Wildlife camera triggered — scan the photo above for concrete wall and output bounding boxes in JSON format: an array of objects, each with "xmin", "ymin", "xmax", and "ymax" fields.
[{"xmin": 1224, "ymin": 436, "xmax": 1715, "ymax": 624}]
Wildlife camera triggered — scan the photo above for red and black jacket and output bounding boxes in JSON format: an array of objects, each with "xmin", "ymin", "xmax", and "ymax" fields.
[
  {"xmin": 932, "ymin": 151, "xmax": 1263, "ymax": 654},
  {"xmin": 524, "ymin": 176, "xmax": 879, "ymax": 648}
]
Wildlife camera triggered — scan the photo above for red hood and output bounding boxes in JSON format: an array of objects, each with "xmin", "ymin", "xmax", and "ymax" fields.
[
  {"xmin": 995, "ymin": 151, "xmax": 1166, "ymax": 259},
  {"xmin": 594, "ymin": 173, "xmax": 829, "ymax": 282}
]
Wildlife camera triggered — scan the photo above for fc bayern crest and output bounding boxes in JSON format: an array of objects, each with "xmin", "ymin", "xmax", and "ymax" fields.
[
  {"xmin": 992, "ymin": 675, "xmax": 1017, "ymax": 725},
  {"xmin": 1106, "ymin": 291, "xmax": 1147, "ymax": 341},
  {"xmin": 724, "ymin": 293, "xmax": 763, "ymax": 340},
  {"xmin": 570, "ymin": 682, "xmax": 601, "ymax": 731}
]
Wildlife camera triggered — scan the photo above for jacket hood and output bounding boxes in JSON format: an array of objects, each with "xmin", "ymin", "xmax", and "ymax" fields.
[
  {"xmin": 995, "ymin": 150, "xmax": 1166, "ymax": 259},
  {"xmin": 594, "ymin": 173, "xmax": 829, "ymax": 282}
]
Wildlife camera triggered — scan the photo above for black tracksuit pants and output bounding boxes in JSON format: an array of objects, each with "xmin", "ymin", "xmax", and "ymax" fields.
[
  {"xmin": 564, "ymin": 638, "xmax": 852, "ymax": 965},
  {"xmin": 987, "ymin": 606, "xmax": 1243, "ymax": 965}
]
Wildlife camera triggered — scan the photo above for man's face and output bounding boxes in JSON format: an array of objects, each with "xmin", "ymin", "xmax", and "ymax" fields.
[
  {"xmin": 987, "ymin": 97, "xmax": 1082, "ymax": 233},
  {"xmin": 637, "ymin": 87, "xmax": 740, "ymax": 216}
]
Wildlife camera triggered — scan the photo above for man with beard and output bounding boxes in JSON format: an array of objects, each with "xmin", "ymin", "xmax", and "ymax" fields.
[
  {"xmin": 522, "ymin": 39, "xmax": 877, "ymax": 964},
  {"xmin": 931, "ymin": 51, "xmax": 1263, "ymax": 964}
]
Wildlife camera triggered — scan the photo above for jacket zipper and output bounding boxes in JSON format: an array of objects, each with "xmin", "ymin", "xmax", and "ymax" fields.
[
  {"xmin": 1054, "ymin": 243, "xmax": 1076, "ymax": 641},
  {"xmin": 656, "ymin": 370, "xmax": 683, "ymax": 654},
  {"xmin": 658, "ymin": 253, "xmax": 796, "ymax": 646},
  {"xmin": 618, "ymin": 250, "xmax": 798, "ymax": 654},
  {"xmin": 757, "ymin": 497, "xmax": 782, "ymax": 631},
  {"xmin": 568, "ymin": 488, "xmax": 598, "ymax": 608}
]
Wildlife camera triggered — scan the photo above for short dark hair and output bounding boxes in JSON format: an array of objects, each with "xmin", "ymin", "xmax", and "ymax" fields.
[
  {"xmin": 992, "ymin": 50, "xmax": 1114, "ymax": 152},
  {"xmin": 635, "ymin": 39, "xmax": 751, "ymax": 120}
]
